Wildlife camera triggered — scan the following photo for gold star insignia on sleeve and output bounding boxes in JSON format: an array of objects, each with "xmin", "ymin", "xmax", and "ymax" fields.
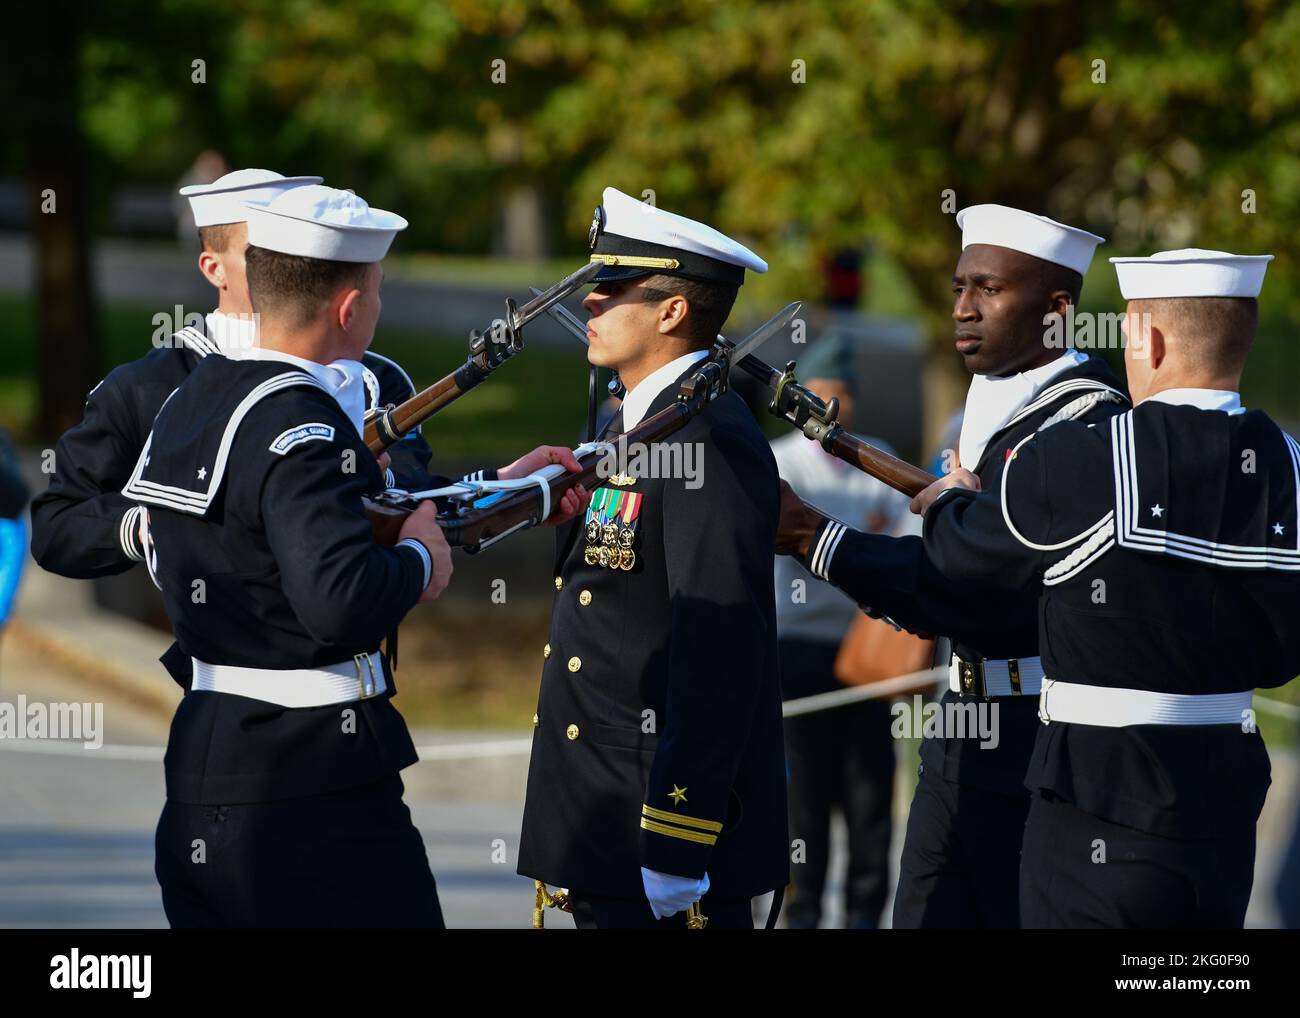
[{"xmin": 668, "ymin": 784, "xmax": 688, "ymax": 805}]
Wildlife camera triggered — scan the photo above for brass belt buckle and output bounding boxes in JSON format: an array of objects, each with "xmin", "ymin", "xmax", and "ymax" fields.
[
  {"xmin": 1008, "ymin": 658, "xmax": 1022, "ymax": 696},
  {"xmin": 959, "ymin": 658, "xmax": 986, "ymax": 698},
  {"xmin": 354, "ymin": 653, "xmax": 380, "ymax": 699}
]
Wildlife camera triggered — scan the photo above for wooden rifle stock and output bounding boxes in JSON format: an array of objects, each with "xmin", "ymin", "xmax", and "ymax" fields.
[
  {"xmin": 731, "ymin": 354, "xmax": 935, "ymax": 499},
  {"xmin": 363, "ymin": 360, "xmax": 489, "ymax": 455},
  {"xmin": 366, "ymin": 500, "xmax": 411, "ymax": 546},
  {"xmin": 823, "ymin": 428, "xmax": 936, "ymax": 498}
]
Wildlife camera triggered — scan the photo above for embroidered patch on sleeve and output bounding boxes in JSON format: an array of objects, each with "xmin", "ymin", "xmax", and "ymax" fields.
[{"xmin": 269, "ymin": 423, "xmax": 335, "ymax": 455}]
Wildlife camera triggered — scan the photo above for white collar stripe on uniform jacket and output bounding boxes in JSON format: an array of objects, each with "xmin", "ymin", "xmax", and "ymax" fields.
[
  {"xmin": 997, "ymin": 389, "xmax": 1300, "ymax": 583},
  {"xmin": 122, "ymin": 371, "xmax": 328, "ymax": 515},
  {"xmin": 958, "ymin": 350, "xmax": 1089, "ymax": 471}
]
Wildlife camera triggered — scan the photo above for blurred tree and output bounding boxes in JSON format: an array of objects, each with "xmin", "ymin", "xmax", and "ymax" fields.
[
  {"xmin": 7, "ymin": 1, "xmax": 1300, "ymax": 435},
  {"xmin": 14, "ymin": 6, "xmax": 101, "ymax": 436}
]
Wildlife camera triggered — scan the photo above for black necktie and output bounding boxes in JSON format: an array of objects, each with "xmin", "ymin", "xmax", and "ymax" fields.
[{"xmin": 600, "ymin": 408, "xmax": 624, "ymax": 439}]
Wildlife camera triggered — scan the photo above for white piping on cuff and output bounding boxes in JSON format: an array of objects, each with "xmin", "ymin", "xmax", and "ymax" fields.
[
  {"xmin": 119, "ymin": 505, "xmax": 144, "ymax": 562},
  {"xmin": 809, "ymin": 521, "xmax": 846, "ymax": 580},
  {"xmin": 397, "ymin": 537, "xmax": 432, "ymax": 590}
]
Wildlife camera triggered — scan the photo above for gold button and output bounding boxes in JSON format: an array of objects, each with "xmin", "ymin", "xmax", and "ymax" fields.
[
  {"xmin": 566, "ymin": 724, "xmax": 580, "ymax": 741},
  {"xmin": 567, "ymin": 656, "xmax": 582, "ymax": 673},
  {"xmin": 578, "ymin": 590, "xmax": 592, "ymax": 606},
  {"xmin": 554, "ymin": 576, "xmax": 564, "ymax": 591},
  {"xmin": 532, "ymin": 713, "xmax": 540, "ymax": 728},
  {"xmin": 543, "ymin": 643, "xmax": 551, "ymax": 659}
]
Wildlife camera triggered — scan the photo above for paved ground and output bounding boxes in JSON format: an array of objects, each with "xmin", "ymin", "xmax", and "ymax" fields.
[{"xmin": 0, "ymin": 626, "xmax": 860, "ymax": 929}]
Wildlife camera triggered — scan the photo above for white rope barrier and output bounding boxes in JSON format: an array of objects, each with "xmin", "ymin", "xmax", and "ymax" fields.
[{"xmin": 780, "ymin": 667, "xmax": 946, "ymax": 717}]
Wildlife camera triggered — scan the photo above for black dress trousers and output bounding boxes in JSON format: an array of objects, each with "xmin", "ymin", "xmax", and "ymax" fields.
[
  {"xmin": 155, "ymin": 774, "xmax": 444, "ymax": 928},
  {"xmin": 891, "ymin": 763, "xmax": 1030, "ymax": 929},
  {"xmin": 1019, "ymin": 790, "xmax": 1256, "ymax": 929}
]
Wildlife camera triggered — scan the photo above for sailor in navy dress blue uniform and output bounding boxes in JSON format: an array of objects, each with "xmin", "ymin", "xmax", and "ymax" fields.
[
  {"xmin": 780, "ymin": 205, "xmax": 1128, "ymax": 927},
  {"xmin": 518, "ymin": 188, "xmax": 789, "ymax": 928},
  {"xmin": 30, "ymin": 169, "xmax": 438, "ymax": 687},
  {"xmin": 800, "ymin": 248, "xmax": 1290, "ymax": 927},
  {"xmin": 120, "ymin": 184, "xmax": 458, "ymax": 927}
]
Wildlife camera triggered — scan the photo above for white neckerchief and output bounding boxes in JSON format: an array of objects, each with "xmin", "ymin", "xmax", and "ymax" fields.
[
  {"xmin": 244, "ymin": 347, "xmax": 368, "ymax": 436},
  {"xmin": 958, "ymin": 349, "xmax": 1087, "ymax": 471},
  {"xmin": 1143, "ymin": 387, "xmax": 1244, "ymax": 415},
  {"xmin": 204, "ymin": 311, "xmax": 259, "ymax": 360},
  {"xmin": 619, "ymin": 349, "xmax": 709, "ymax": 430}
]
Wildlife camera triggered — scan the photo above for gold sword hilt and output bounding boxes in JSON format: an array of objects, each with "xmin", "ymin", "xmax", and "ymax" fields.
[
  {"xmin": 532, "ymin": 881, "xmax": 572, "ymax": 929},
  {"xmin": 686, "ymin": 902, "xmax": 708, "ymax": 929}
]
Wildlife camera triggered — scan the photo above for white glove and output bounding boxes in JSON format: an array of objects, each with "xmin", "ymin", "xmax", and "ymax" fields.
[{"xmin": 641, "ymin": 867, "xmax": 710, "ymax": 920}]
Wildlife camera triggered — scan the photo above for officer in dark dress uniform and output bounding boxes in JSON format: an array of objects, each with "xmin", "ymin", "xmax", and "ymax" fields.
[
  {"xmin": 883, "ymin": 247, "xmax": 1289, "ymax": 927},
  {"xmin": 122, "ymin": 184, "xmax": 587, "ymax": 928},
  {"xmin": 777, "ymin": 205, "xmax": 1128, "ymax": 927},
  {"xmin": 30, "ymin": 170, "xmax": 438, "ymax": 687},
  {"xmin": 518, "ymin": 188, "xmax": 789, "ymax": 929}
]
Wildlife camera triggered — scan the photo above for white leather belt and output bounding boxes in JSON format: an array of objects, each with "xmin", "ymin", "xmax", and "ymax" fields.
[
  {"xmin": 948, "ymin": 655, "xmax": 1044, "ymax": 697},
  {"xmin": 1038, "ymin": 679, "xmax": 1253, "ymax": 727},
  {"xmin": 191, "ymin": 652, "xmax": 388, "ymax": 708}
]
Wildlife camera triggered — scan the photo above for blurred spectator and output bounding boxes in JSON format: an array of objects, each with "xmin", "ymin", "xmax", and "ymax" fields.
[
  {"xmin": 772, "ymin": 333, "xmax": 910, "ymax": 928},
  {"xmin": 822, "ymin": 247, "xmax": 864, "ymax": 309},
  {"xmin": 173, "ymin": 149, "xmax": 230, "ymax": 246},
  {"xmin": 0, "ymin": 428, "xmax": 31, "ymax": 671}
]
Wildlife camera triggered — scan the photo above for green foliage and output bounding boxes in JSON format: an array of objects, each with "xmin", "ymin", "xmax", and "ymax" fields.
[{"xmin": 10, "ymin": 1, "xmax": 1300, "ymax": 413}]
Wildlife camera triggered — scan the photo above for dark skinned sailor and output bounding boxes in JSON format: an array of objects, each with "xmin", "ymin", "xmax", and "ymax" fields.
[
  {"xmin": 519, "ymin": 188, "xmax": 788, "ymax": 929},
  {"xmin": 777, "ymin": 205, "xmax": 1128, "ymax": 928},
  {"xmin": 888, "ymin": 248, "xmax": 1286, "ymax": 927},
  {"xmin": 123, "ymin": 184, "xmax": 585, "ymax": 927}
]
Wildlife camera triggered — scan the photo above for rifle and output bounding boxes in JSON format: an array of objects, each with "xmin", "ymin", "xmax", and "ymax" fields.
[
  {"xmin": 363, "ymin": 260, "xmax": 604, "ymax": 454},
  {"xmin": 366, "ymin": 302, "xmax": 804, "ymax": 550},
  {"xmin": 736, "ymin": 357, "xmax": 937, "ymax": 498},
  {"xmin": 539, "ymin": 300, "xmax": 937, "ymax": 498}
]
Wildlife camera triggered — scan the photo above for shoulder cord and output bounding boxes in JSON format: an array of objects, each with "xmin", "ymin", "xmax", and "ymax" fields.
[
  {"xmin": 1037, "ymin": 388, "xmax": 1126, "ymax": 431},
  {"xmin": 998, "ymin": 429, "xmax": 1115, "ymax": 553},
  {"xmin": 1042, "ymin": 516, "xmax": 1116, "ymax": 584}
]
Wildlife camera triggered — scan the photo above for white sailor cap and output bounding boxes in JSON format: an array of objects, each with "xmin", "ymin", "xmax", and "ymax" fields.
[
  {"xmin": 1109, "ymin": 248, "xmax": 1274, "ymax": 299},
  {"xmin": 956, "ymin": 204, "xmax": 1105, "ymax": 276},
  {"xmin": 179, "ymin": 169, "xmax": 323, "ymax": 228},
  {"xmin": 588, "ymin": 186, "xmax": 766, "ymax": 286},
  {"xmin": 244, "ymin": 184, "xmax": 409, "ymax": 263}
]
